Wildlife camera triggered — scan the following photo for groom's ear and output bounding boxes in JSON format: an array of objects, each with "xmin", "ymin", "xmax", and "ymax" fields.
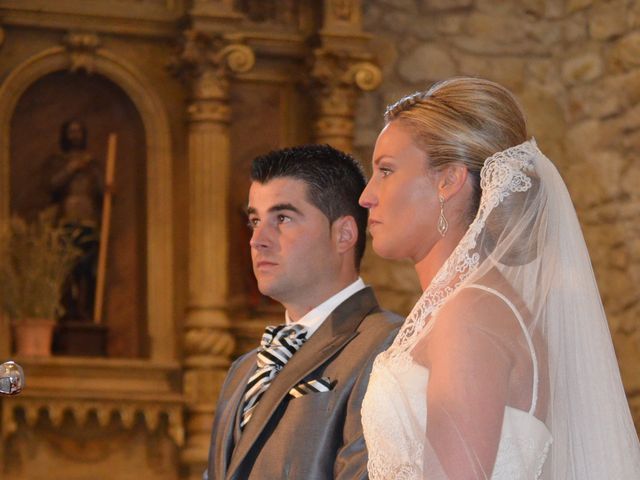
[{"xmin": 332, "ymin": 215, "xmax": 358, "ymax": 254}]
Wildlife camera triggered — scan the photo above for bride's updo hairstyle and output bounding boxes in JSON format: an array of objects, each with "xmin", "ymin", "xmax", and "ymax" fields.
[{"xmin": 385, "ymin": 77, "xmax": 529, "ymax": 224}]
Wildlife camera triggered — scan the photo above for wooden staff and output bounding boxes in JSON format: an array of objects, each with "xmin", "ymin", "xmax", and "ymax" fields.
[{"xmin": 93, "ymin": 133, "xmax": 117, "ymax": 325}]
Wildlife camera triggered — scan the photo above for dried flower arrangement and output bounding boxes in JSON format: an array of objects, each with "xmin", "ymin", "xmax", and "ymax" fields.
[{"xmin": 0, "ymin": 216, "xmax": 80, "ymax": 321}]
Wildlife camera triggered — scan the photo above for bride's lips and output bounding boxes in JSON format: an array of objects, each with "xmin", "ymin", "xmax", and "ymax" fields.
[{"xmin": 368, "ymin": 219, "xmax": 382, "ymax": 231}]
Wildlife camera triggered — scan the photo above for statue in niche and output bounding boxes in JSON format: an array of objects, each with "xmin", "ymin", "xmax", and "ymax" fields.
[{"xmin": 45, "ymin": 119, "xmax": 103, "ymax": 323}]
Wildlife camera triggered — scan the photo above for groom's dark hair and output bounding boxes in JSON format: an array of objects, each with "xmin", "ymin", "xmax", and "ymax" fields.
[{"xmin": 250, "ymin": 144, "xmax": 368, "ymax": 269}]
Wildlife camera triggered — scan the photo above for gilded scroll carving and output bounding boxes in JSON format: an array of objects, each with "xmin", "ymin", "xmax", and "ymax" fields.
[{"xmin": 170, "ymin": 30, "xmax": 255, "ymax": 80}]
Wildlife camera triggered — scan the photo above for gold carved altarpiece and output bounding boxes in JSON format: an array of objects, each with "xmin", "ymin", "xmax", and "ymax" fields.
[{"xmin": 0, "ymin": 1, "xmax": 380, "ymax": 478}]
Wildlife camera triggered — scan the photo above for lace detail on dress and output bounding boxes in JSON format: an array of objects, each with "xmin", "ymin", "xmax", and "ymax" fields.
[
  {"xmin": 491, "ymin": 406, "xmax": 553, "ymax": 480},
  {"xmin": 389, "ymin": 140, "xmax": 538, "ymax": 355},
  {"xmin": 363, "ymin": 356, "xmax": 553, "ymax": 480},
  {"xmin": 362, "ymin": 352, "xmax": 425, "ymax": 480}
]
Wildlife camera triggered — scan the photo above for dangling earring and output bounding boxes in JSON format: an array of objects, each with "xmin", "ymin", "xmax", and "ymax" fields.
[{"xmin": 437, "ymin": 195, "xmax": 448, "ymax": 237}]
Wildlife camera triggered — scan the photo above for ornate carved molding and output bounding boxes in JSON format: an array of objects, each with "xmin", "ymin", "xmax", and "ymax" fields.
[
  {"xmin": 0, "ymin": 1, "xmax": 183, "ymax": 38},
  {"xmin": 2, "ymin": 398, "xmax": 184, "ymax": 446},
  {"xmin": 170, "ymin": 31, "xmax": 255, "ymax": 127},
  {"xmin": 0, "ymin": 357, "xmax": 184, "ymax": 454},
  {"xmin": 183, "ymin": 326, "xmax": 235, "ymax": 368},
  {"xmin": 311, "ymin": 49, "xmax": 381, "ymax": 92},
  {"xmin": 172, "ymin": 27, "xmax": 257, "ymax": 476},
  {"xmin": 310, "ymin": 48, "xmax": 381, "ymax": 151},
  {"xmin": 170, "ymin": 30, "xmax": 255, "ymax": 82},
  {"xmin": 62, "ymin": 31, "xmax": 101, "ymax": 73}
]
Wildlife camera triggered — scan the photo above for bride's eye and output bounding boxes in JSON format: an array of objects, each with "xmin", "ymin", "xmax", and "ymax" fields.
[{"xmin": 380, "ymin": 167, "xmax": 393, "ymax": 177}]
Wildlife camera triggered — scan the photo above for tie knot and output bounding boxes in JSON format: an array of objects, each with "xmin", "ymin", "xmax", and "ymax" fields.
[
  {"xmin": 262, "ymin": 323, "xmax": 308, "ymax": 347},
  {"xmin": 257, "ymin": 324, "xmax": 308, "ymax": 369}
]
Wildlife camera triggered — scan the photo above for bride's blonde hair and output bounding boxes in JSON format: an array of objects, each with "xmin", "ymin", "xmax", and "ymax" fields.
[{"xmin": 385, "ymin": 77, "xmax": 529, "ymax": 221}]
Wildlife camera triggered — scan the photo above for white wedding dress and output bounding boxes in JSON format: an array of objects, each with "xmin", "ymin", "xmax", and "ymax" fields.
[
  {"xmin": 361, "ymin": 139, "xmax": 640, "ymax": 479},
  {"xmin": 362, "ymin": 285, "xmax": 552, "ymax": 480}
]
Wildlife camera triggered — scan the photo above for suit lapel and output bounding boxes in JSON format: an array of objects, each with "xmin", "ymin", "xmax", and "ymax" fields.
[
  {"xmin": 215, "ymin": 355, "xmax": 257, "ymax": 478},
  {"xmin": 226, "ymin": 288, "xmax": 379, "ymax": 479}
]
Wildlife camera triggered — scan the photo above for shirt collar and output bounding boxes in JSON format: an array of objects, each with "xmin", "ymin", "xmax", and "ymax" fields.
[{"xmin": 285, "ymin": 277, "xmax": 366, "ymax": 338}]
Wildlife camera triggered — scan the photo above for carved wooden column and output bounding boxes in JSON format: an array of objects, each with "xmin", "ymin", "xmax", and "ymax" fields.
[
  {"xmin": 310, "ymin": 0, "xmax": 381, "ymax": 153},
  {"xmin": 172, "ymin": 29, "xmax": 255, "ymax": 479},
  {"xmin": 311, "ymin": 50, "xmax": 381, "ymax": 153}
]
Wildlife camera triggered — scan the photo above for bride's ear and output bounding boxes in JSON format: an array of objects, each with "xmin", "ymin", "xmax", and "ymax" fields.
[{"xmin": 437, "ymin": 164, "xmax": 469, "ymax": 199}]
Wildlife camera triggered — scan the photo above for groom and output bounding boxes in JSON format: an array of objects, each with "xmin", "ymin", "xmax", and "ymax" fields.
[{"xmin": 204, "ymin": 145, "xmax": 402, "ymax": 479}]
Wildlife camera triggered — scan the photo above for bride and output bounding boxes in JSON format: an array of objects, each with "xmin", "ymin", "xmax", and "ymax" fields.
[{"xmin": 359, "ymin": 77, "xmax": 640, "ymax": 479}]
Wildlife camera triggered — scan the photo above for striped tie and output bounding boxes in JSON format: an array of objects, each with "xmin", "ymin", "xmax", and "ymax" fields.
[{"xmin": 240, "ymin": 323, "xmax": 308, "ymax": 429}]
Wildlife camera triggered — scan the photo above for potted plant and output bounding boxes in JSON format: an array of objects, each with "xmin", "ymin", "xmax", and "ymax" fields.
[{"xmin": 0, "ymin": 216, "xmax": 80, "ymax": 356}]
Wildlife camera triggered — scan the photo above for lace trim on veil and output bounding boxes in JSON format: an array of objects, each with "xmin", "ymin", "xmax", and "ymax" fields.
[{"xmin": 387, "ymin": 139, "xmax": 538, "ymax": 355}]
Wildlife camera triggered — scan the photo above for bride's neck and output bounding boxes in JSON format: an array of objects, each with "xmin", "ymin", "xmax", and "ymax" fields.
[{"xmin": 414, "ymin": 228, "xmax": 465, "ymax": 290}]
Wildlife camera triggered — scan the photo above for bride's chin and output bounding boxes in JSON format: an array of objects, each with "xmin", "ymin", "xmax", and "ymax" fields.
[{"xmin": 371, "ymin": 238, "xmax": 403, "ymax": 260}]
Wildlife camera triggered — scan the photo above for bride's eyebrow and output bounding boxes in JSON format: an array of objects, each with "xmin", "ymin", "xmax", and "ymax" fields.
[{"xmin": 372, "ymin": 155, "xmax": 393, "ymax": 167}]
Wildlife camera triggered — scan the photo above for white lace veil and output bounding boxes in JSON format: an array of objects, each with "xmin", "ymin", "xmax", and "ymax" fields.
[{"xmin": 385, "ymin": 139, "xmax": 640, "ymax": 478}]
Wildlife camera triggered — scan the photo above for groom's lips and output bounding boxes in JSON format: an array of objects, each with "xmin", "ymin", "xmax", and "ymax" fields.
[
  {"xmin": 255, "ymin": 260, "xmax": 278, "ymax": 270},
  {"xmin": 368, "ymin": 219, "xmax": 382, "ymax": 230}
]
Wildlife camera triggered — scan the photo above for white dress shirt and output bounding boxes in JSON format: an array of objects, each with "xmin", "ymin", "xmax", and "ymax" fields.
[{"xmin": 284, "ymin": 277, "xmax": 366, "ymax": 339}]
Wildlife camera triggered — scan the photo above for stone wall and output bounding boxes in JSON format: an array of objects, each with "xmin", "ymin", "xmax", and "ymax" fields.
[{"xmin": 355, "ymin": 0, "xmax": 640, "ymax": 425}]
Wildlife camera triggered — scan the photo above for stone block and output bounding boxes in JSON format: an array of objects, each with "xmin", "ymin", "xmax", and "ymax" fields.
[
  {"xmin": 631, "ymin": 1, "xmax": 640, "ymax": 28},
  {"xmin": 456, "ymin": 12, "xmax": 559, "ymax": 55},
  {"xmin": 567, "ymin": 82, "xmax": 623, "ymax": 121},
  {"xmin": 601, "ymin": 268, "xmax": 639, "ymax": 314},
  {"xmin": 565, "ymin": 119, "xmax": 603, "ymax": 158},
  {"xmin": 380, "ymin": 10, "xmax": 413, "ymax": 34},
  {"xmin": 605, "ymin": 70, "xmax": 640, "ymax": 106},
  {"xmin": 565, "ymin": 162, "xmax": 608, "ymax": 207},
  {"xmin": 525, "ymin": 58, "xmax": 559, "ymax": 84},
  {"xmin": 621, "ymin": 156, "xmax": 640, "ymax": 199},
  {"xmin": 519, "ymin": 87, "xmax": 567, "ymax": 155},
  {"xmin": 435, "ymin": 14, "xmax": 465, "ymax": 35},
  {"xmin": 588, "ymin": 0, "xmax": 628, "ymax": 40},
  {"xmin": 567, "ymin": 0, "xmax": 594, "ymax": 14},
  {"xmin": 457, "ymin": 54, "xmax": 526, "ymax": 91},
  {"xmin": 563, "ymin": 11, "xmax": 588, "ymax": 43},
  {"xmin": 397, "ymin": 43, "xmax": 457, "ymax": 83},
  {"xmin": 614, "ymin": 331, "xmax": 640, "ymax": 391},
  {"xmin": 561, "ymin": 50, "xmax": 604, "ymax": 84},
  {"xmin": 609, "ymin": 32, "xmax": 640, "ymax": 70}
]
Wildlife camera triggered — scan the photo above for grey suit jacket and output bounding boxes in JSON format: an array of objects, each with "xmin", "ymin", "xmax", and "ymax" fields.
[{"xmin": 205, "ymin": 287, "xmax": 402, "ymax": 480}]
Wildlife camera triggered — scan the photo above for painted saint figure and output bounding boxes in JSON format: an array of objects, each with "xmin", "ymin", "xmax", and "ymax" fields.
[{"xmin": 48, "ymin": 119, "xmax": 103, "ymax": 323}]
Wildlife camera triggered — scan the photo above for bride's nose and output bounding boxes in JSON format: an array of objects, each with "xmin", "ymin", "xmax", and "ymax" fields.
[{"xmin": 359, "ymin": 181, "xmax": 378, "ymax": 209}]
